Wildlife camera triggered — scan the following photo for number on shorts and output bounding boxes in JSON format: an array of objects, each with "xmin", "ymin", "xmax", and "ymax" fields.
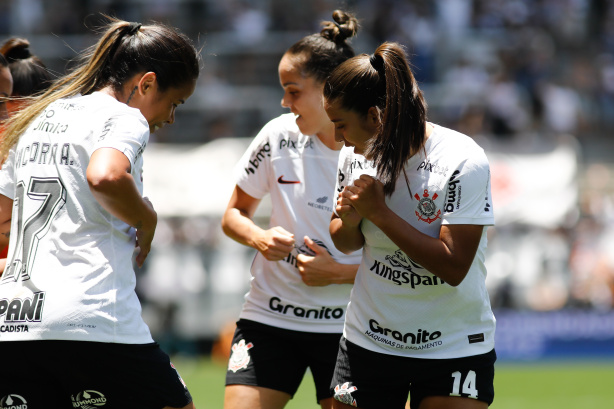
[
  {"xmin": 2, "ymin": 177, "xmax": 66, "ymax": 282},
  {"xmin": 450, "ymin": 370, "xmax": 478, "ymax": 399}
]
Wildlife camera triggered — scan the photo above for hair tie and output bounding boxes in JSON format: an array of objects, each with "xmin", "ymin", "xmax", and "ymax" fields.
[
  {"xmin": 127, "ymin": 22, "xmax": 142, "ymax": 36},
  {"xmin": 333, "ymin": 20, "xmax": 343, "ymax": 30},
  {"xmin": 370, "ymin": 53, "xmax": 384, "ymax": 72}
]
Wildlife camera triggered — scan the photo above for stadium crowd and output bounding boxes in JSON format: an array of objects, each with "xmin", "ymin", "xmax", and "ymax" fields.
[{"xmin": 1, "ymin": 0, "xmax": 613, "ymax": 343}]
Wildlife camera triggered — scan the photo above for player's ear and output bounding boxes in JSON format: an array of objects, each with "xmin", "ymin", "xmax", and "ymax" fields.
[{"xmin": 138, "ymin": 72, "xmax": 157, "ymax": 95}]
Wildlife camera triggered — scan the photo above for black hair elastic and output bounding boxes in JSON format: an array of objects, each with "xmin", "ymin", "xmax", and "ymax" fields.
[
  {"xmin": 127, "ymin": 22, "xmax": 142, "ymax": 35},
  {"xmin": 369, "ymin": 53, "xmax": 384, "ymax": 73}
]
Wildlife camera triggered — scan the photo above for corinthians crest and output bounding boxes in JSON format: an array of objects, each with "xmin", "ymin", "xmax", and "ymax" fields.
[
  {"xmin": 228, "ymin": 339, "xmax": 254, "ymax": 373},
  {"xmin": 414, "ymin": 188, "xmax": 441, "ymax": 224}
]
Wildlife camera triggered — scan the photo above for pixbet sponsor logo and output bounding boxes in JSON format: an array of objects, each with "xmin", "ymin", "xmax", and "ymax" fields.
[
  {"xmin": 417, "ymin": 159, "xmax": 449, "ymax": 176},
  {"xmin": 445, "ymin": 170, "xmax": 462, "ymax": 212},
  {"xmin": 0, "ymin": 394, "xmax": 27, "ymax": 409},
  {"xmin": 244, "ymin": 141, "xmax": 271, "ymax": 175},
  {"xmin": 0, "ymin": 292, "xmax": 45, "ymax": 323},
  {"xmin": 279, "ymin": 137, "xmax": 313, "ymax": 150}
]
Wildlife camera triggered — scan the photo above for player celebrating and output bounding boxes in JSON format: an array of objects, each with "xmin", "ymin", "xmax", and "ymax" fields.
[
  {"xmin": 221, "ymin": 10, "xmax": 361, "ymax": 409},
  {"xmin": 324, "ymin": 42, "xmax": 497, "ymax": 409},
  {"xmin": 0, "ymin": 18, "xmax": 200, "ymax": 408}
]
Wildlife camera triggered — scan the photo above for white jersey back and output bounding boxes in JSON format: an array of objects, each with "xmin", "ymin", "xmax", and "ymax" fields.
[
  {"xmin": 336, "ymin": 124, "xmax": 496, "ymax": 358},
  {"xmin": 0, "ymin": 92, "xmax": 153, "ymax": 344},
  {"xmin": 235, "ymin": 113, "xmax": 360, "ymax": 333}
]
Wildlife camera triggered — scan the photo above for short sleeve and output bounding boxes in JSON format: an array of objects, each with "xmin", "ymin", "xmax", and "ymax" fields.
[
  {"xmin": 233, "ymin": 122, "xmax": 275, "ymax": 199},
  {"xmin": 0, "ymin": 148, "xmax": 16, "ymax": 199},
  {"xmin": 93, "ymin": 112, "xmax": 149, "ymax": 167},
  {"xmin": 441, "ymin": 149, "xmax": 494, "ymax": 226}
]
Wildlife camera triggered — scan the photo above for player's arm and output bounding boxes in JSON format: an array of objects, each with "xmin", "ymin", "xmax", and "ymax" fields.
[
  {"xmin": 346, "ymin": 174, "xmax": 482, "ymax": 286},
  {"xmin": 0, "ymin": 194, "xmax": 12, "ymax": 275},
  {"xmin": 221, "ymin": 185, "xmax": 294, "ymax": 261},
  {"xmin": 87, "ymin": 147, "xmax": 156, "ymax": 267},
  {"xmin": 329, "ymin": 186, "xmax": 365, "ymax": 254}
]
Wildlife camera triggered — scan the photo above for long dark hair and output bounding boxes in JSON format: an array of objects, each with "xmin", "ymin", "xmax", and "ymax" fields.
[
  {"xmin": 286, "ymin": 10, "xmax": 359, "ymax": 83},
  {"xmin": 324, "ymin": 42, "xmax": 427, "ymax": 196},
  {"xmin": 1, "ymin": 16, "xmax": 201, "ymax": 158}
]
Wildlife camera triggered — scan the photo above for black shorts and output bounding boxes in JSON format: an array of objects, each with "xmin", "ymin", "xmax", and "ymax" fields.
[
  {"xmin": 226, "ymin": 319, "xmax": 343, "ymax": 403},
  {"xmin": 331, "ymin": 337, "xmax": 496, "ymax": 409},
  {"xmin": 0, "ymin": 340, "xmax": 192, "ymax": 409}
]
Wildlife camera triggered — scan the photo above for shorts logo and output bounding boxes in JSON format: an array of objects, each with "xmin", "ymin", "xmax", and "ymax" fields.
[
  {"xmin": 334, "ymin": 382, "xmax": 358, "ymax": 407},
  {"xmin": 71, "ymin": 390, "xmax": 107, "ymax": 408},
  {"xmin": 228, "ymin": 339, "xmax": 254, "ymax": 373},
  {"xmin": 1, "ymin": 394, "xmax": 27, "ymax": 409},
  {"xmin": 170, "ymin": 362, "xmax": 188, "ymax": 388},
  {"xmin": 414, "ymin": 188, "xmax": 441, "ymax": 224}
]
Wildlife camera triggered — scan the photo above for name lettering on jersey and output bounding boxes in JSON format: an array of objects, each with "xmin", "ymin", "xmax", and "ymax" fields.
[
  {"xmin": 0, "ymin": 292, "xmax": 45, "ymax": 323},
  {"xmin": 269, "ymin": 296, "xmax": 344, "ymax": 320},
  {"xmin": 366, "ymin": 318, "xmax": 443, "ymax": 350},
  {"xmin": 244, "ymin": 142, "xmax": 271, "ymax": 175},
  {"xmin": 279, "ymin": 137, "xmax": 313, "ymax": 150},
  {"xmin": 15, "ymin": 142, "xmax": 75, "ymax": 168},
  {"xmin": 414, "ymin": 188, "xmax": 441, "ymax": 224},
  {"xmin": 417, "ymin": 159, "xmax": 449, "ymax": 176},
  {"xmin": 445, "ymin": 170, "xmax": 462, "ymax": 213}
]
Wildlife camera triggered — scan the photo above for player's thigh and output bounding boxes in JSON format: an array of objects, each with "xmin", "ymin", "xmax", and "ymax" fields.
[
  {"xmin": 305, "ymin": 332, "xmax": 343, "ymax": 404},
  {"xmin": 225, "ymin": 320, "xmax": 308, "ymax": 397},
  {"xmin": 224, "ymin": 384, "xmax": 291, "ymax": 409},
  {"xmin": 331, "ymin": 338, "xmax": 410, "ymax": 409},
  {"xmin": 409, "ymin": 350, "xmax": 496, "ymax": 409}
]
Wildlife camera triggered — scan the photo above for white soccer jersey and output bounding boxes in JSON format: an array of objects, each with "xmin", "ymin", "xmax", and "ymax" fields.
[
  {"xmin": 0, "ymin": 92, "xmax": 153, "ymax": 344},
  {"xmin": 235, "ymin": 113, "xmax": 361, "ymax": 333},
  {"xmin": 336, "ymin": 124, "xmax": 496, "ymax": 358}
]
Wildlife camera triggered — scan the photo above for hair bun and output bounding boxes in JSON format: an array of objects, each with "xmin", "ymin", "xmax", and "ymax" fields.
[
  {"xmin": 320, "ymin": 10, "xmax": 359, "ymax": 44},
  {"xmin": 1, "ymin": 38, "xmax": 33, "ymax": 62}
]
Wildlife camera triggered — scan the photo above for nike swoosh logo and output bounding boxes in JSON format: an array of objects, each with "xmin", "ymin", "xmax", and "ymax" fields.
[{"xmin": 278, "ymin": 175, "xmax": 300, "ymax": 184}]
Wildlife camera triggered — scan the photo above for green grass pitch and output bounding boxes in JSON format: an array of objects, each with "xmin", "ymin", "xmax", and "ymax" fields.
[{"xmin": 172, "ymin": 356, "xmax": 614, "ymax": 408}]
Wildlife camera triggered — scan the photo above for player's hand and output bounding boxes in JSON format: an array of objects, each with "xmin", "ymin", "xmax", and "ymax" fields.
[
  {"xmin": 135, "ymin": 197, "xmax": 157, "ymax": 268},
  {"xmin": 297, "ymin": 236, "xmax": 337, "ymax": 286},
  {"xmin": 344, "ymin": 175, "xmax": 387, "ymax": 220},
  {"xmin": 336, "ymin": 187, "xmax": 363, "ymax": 228},
  {"xmin": 254, "ymin": 226, "xmax": 295, "ymax": 261}
]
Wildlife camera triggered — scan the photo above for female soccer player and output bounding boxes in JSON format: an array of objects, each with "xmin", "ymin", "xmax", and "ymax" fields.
[
  {"xmin": 221, "ymin": 10, "xmax": 361, "ymax": 409},
  {"xmin": 0, "ymin": 18, "xmax": 200, "ymax": 408},
  {"xmin": 324, "ymin": 42, "xmax": 497, "ymax": 409}
]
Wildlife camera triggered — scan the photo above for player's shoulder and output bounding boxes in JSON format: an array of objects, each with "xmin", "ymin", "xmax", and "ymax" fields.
[{"xmin": 431, "ymin": 124, "xmax": 488, "ymax": 161}]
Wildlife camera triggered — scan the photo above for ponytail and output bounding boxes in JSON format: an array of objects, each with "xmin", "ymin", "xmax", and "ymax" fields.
[{"xmin": 324, "ymin": 42, "xmax": 427, "ymax": 196}]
